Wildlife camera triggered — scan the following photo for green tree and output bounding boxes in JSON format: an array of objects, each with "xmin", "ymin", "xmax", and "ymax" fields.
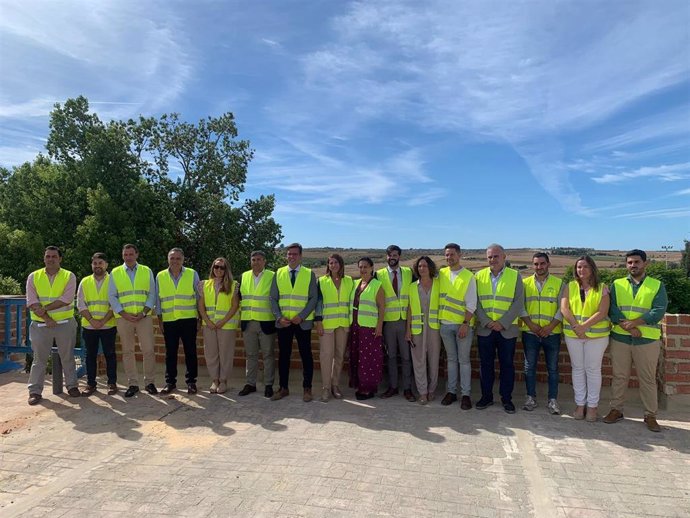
[
  {"xmin": 681, "ymin": 239, "xmax": 690, "ymax": 278},
  {"xmin": 0, "ymin": 96, "xmax": 282, "ymax": 284}
]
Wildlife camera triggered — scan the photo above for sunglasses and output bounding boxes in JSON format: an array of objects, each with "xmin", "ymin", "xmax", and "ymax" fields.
[{"xmin": 213, "ymin": 265, "xmax": 226, "ymax": 270}]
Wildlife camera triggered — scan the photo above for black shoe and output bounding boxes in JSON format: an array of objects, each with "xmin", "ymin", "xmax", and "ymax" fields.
[
  {"xmin": 239, "ymin": 384, "xmax": 257, "ymax": 396},
  {"xmin": 187, "ymin": 383, "xmax": 197, "ymax": 395},
  {"xmin": 441, "ymin": 392, "xmax": 458, "ymax": 406},
  {"xmin": 160, "ymin": 383, "xmax": 176, "ymax": 395},
  {"xmin": 264, "ymin": 386, "xmax": 274, "ymax": 398},
  {"xmin": 124, "ymin": 386, "xmax": 140, "ymax": 398},
  {"xmin": 502, "ymin": 400, "xmax": 516, "ymax": 414},
  {"xmin": 356, "ymin": 391, "xmax": 375, "ymax": 401},
  {"xmin": 460, "ymin": 396, "xmax": 472, "ymax": 410},
  {"xmin": 145, "ymin": 383, "xmax": 158, "ymax": 395},
  {"xmin": 475, "ymin": 397, "xmax": 494, "ymax": 410}
]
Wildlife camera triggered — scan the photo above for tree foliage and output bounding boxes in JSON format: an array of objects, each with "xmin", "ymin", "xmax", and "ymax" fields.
[
  {"xmin": 0, "ymin": 96, "xmax": 283, "ymax": 286},
  {"xmin": 681, "ymin": 240, "xmax": 690, "ymax": 278}
]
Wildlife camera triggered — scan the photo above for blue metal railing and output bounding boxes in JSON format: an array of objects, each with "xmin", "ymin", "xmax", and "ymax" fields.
[{"xmin": 0, "ymin": 297, "xmax": 86, "ymax": 380}]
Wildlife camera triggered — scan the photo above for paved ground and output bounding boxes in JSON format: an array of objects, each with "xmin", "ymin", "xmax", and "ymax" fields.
[{"xmin": 1, "ymin": 364, "xmax": 689, "ymax": 518}]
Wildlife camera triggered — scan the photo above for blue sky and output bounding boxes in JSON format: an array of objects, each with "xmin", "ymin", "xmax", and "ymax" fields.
[{"xmin": 1, "ymin": 0, "xmax": 689, "ymax": 251}]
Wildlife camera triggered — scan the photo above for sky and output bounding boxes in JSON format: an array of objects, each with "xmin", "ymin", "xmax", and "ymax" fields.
[{"xmin": 1, "ymin": 0, "xmax": 689, "ymax": 251}]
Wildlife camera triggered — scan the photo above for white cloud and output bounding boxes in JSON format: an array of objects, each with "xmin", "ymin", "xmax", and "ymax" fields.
[
  {"xmin": 614, "ymin": 207, "xmax": 690, "ymax": 219},
  {"xmin": 592, "ymin": 162, "xmax": 690, "ymax": 184}
]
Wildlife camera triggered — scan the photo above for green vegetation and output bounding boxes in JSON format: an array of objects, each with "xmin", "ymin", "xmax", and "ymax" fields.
[{"xmin": 0, "ymin": 96, "xmax": 283, "ymax": 286}]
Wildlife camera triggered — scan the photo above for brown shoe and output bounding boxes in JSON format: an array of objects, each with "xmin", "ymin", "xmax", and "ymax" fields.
[
  {"xmin": 460, "ymin": 396, "xmax": 472, "ymax": 410},
  {"xmin": 67, "ymin": 387, "xmax": 81, "ymax": 398},
  {"xmin": 603, "ymin": 408, "xmax": 624, "ymax": 424},
  {"xmin": 331, "ymin": 386, "xmax": 343, "ymax": 399},
  {"xmin": 271, "ymin": 388, "xmax": 289, "ymax": 401},
  {"xmin": 303, "ymin": 388, "xmax": 313, "ymax": 402},
  {"xmin": 380, "ymin": 387, "xmax": 399, "ymax": 399},
  {"xmin": 81, "ymin": 385, "xmax": 97, "ymax": 397},
  {"xmin": 28, "ymin": 393, "xmax": 42, "ymax": 406},
  {"xmin": 403, "ymin": 389, "xmax": 416, "ymax": 402},
  {"xmin": 644, "ymin": 415, "xmax": 662, "ymax": 433},
  {"xmin": 573, "ymin": 405, "xmax": 585, "ymax": 420},
  {"xmin": 107, "ymin": 384, "xmax": 118, "ymax": 396},
  {"xmin": 441, "ymin": 392, "xmax": 457, "ymax": 406},
  {"xmin": 585, "ymin": 406, "xmax": 598, "ymax": 422}
]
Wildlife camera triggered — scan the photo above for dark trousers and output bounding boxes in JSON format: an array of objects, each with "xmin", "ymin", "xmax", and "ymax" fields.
[
  {"xmin": 277, "ymin": 324, "xmax": 313, "ymax": 389},
  {"xmin": 162, "ymin": 318, "xmax": 198, "ymax": 385},
  {"xmin": 477, "ymin": 330, "xmax": 517, "ymax": 402},
  {"xmin": 83, "ymin": 327, "xmax": 118, "ymax": 386}
]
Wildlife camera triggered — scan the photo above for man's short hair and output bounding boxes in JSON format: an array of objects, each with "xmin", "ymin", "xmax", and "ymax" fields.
[
  {"xmin": 45, "ymin": 245, "xmax": 62, "ymax": 257},
  {"xmin": 444, "ymin": 243, "xmax": 461, "ymax": 253},
  {"xmin": 626, "ymin": 249, "xmax": 647, "ymax": 262},
  {"xmin": 486, "ymin": 243, "xmax": 505, "ymax": 253},
  {"xmin": 250, "ymin": 250, "xmax": 266, "ymax": 259},
  {"xmin": 122, "ymin": 243, "xmax": 138, "ymax": 253},
  {"xmin": 286, "ymin": 242, "xmax": 303, "ymax": 254},
  {"xmin": 386, "ymin": 245, "xmax": 402, "ymax": 255},
  {"xmin": 533, "ymin": 252, "xmax": 550, "ymax": 262},
  {"xmin": 168, "ymin": 247, "xmax": 184, "ymax": 256},
  {"xmin": 91, "ymin": 252, "xmax": 108, "ymax": 262}
]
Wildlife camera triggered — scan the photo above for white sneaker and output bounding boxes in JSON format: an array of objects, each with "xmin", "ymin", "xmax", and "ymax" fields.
[
  {"xmin": 523, "ymin": 395, "xmax": 537, "ymax": 411},
  {"xmin": 547, "ymin": 399, "xmax": 561, "ymax": 415}
]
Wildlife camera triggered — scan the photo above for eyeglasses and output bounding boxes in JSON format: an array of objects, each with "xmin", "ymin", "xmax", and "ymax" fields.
[{"xmin": 213, "ymin": 265, "xmax": 226, "ymax": 270}]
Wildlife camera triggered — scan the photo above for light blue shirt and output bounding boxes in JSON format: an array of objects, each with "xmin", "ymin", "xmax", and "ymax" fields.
[{"xmin": 107, "ymin": 263, "xmax": 157, "ymax": 315}]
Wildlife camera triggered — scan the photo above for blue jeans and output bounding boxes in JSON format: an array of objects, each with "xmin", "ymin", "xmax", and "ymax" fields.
[
  {"xmin": 522, "ymin": 332, "xmax": 561, "ymax": 400},
  {"xmin": 440, "ymin": 324, "xmax": 473, "ymax": 396},
  {"xmin": 477, "ymin": 331, "xmax": 516, "ymax": 402}
]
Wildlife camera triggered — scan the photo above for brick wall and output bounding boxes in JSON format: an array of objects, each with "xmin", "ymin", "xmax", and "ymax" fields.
[{"xmin": 3, "ymin": 299, "xmax": 690, "ymax": 396}]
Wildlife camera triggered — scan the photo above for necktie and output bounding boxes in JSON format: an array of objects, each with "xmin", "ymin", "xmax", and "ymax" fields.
[
  {"xmin": 392, "ymin": 270, "xmax": 398, "ymax": 296},
  {"xmin": 290, "ymin": 269, "xmax": 296, "ymax": 287}
]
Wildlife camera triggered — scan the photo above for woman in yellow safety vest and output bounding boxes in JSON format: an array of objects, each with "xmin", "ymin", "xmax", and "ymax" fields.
[
  {"xmin": 560, "ymin": 255, "xmax": 611, "ymax": 422},
  {"xmin": 349, "ymin": 257, "xmax": 385, "ymax": 400},
  {"xmin": 315, "ymin": 253, "xmax": 354, "ymax": 402},
  {"xmin": 405, "ymin": 256, "xmax": 441, "ymax": 405},
  {"xmin": 198, "ymin": 257, "xmax": 240, "ymax": 394}
]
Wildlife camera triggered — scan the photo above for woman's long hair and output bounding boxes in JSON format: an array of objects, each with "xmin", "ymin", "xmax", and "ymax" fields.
[
  {"xmin": 208, "ymin": 257, "xmax": 233, "ymax": 294},
  {"xmin": 326, "ymin": 253, "xmax": 345, "ymax": 278},
  {"xmin": 573, "ymin": 255, "xmax": 600, "ymax": 290}
]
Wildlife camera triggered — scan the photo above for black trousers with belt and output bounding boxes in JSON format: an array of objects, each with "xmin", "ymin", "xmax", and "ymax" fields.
[
  {"xmin": 162, "ymin": 317, "xmax": 198, "ymax": 385},
  {"xmin": 277, "ymin": 324, "xmax": 313, "ymax": 390}
]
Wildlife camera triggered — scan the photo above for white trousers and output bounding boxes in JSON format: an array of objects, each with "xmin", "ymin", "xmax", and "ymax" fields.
[{"xmin": 565, "ymin": 336, "xmax": 609, "ymax": 407}]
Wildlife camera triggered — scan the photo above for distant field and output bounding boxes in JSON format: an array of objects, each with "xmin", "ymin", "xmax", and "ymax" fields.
[{"xmin": 300, "ymin": 248, "xmax": 683, "ymax": 278}]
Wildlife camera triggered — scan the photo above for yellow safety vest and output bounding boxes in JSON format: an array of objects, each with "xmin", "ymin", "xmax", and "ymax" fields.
[
  {"xmin": 439, "ymin": 266, "xmax": 476, "ymax": 325},
  {"xmin": 276, "ymin": 266, "xmax": 315, "ymax": 320},
  {"xmin": 408, "ymin": 278, "xmax": 440, "ymax": 335},
  {"xmin": 520, "ymin": 274, "xmax": 563, "ymax": 334},
  {"xmin": 318, "ymin": 275, "xmax": 354, "ymax": 330},
  {"xmin": 612, "ymin": 276, "xmax": 662, "ymax": 340},
  {"xmin": 111, "ymin": 264, "xmax": 152, "ymax": 317},
  {"xmin": 203, "ymin": 279, "xmax": 239, "ymax": 330},
  {"xmin": 157, "ymin": 268, "xmax": 198, "ymax": 322},
  {"xmin": 476, "ymin": 267, "xmax": 520, "ymax": 325},
  {"xmin": 239, "ymin": 270, "xmax": 275, "ymax": 321},
  {"xmin": 80, "ymin": 274, "xmax": 115, "ymax": 328},
  {"xmin": 563, "ymin": 281, "xmax": 610, "ymax": 338},
  {"xmin": 30, "ymin": 268, "xmax": 74, "ymax": 322},
  {"xmin": 350, "ymin": 278, "xmax": 381, "ymax": 328},
  {"xmin": 376, "ymin": 267, "xmax": 412, "ymax": 322}
]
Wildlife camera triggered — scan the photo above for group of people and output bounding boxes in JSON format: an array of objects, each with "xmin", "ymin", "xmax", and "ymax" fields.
[{"xmin": 25, "ymin": 243, "xmax": 668, "ymax": 432}]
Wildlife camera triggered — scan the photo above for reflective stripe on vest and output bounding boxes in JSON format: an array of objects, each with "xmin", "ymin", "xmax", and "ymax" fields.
[
  {"xmin": 80, "ymin": 274, "xmax": 115, "ymax": 328},
  {"xmin": 376, "ymin": 267, "xmax": 412, "ymax": 322},
  {"xmin": 438, "ymin": 266, "xmax": 476, "ymax": 325},
  {"xmin": 157, "ymin": 268, "xmax": 198, "ymax": 322},
  {"xmin": 563, "ymin": 281, "xmax": 610, "ymax": 338},
  {"xmin": 408, "ymin": 278, "xmax": 440, "ymax": 335},
  {"xmin": 520, "ymin": 274, "xmax": 563, "ymax": 333},
  {"xmin": 276, "ymin": 267, "xmax": 314, "ymax": 320},
  {"xmin": 111, "ymin": 264, "xmax": 152, "ymax": 317},
  {"xmin": 350, "ymin": 278, "xmax": 381, "ymax": 328},
  {"xmin": 240, "ymin": 270, "xmax": 275, "ymax": 321},
  {"xmin": 475, "ymin": 267, "xmax": 519, "ymax": 324},
  {"xmin": 30, "ymin": 268, "xmax": 74, "ymax": 322},
  {"xmin": 611, "ymin": 276, "xmax": 662, "ymax": 340},
  {"xmin": 203, "ymin": 279, "xmax": 239, "ymax": 330},
  {"xmin": 319, "ymin": 275, "xmax": 354, "ymax": 330}
]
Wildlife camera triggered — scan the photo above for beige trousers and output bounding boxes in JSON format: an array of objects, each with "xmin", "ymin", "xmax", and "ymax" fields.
[
  {"xmin": 117, "ymin": 316, "xmax": 156, "ymax": 386},
  {"xmin": 203, "ymin": 327, "xmax": 236, "ymax": 382},
  {"xmin": 319, "ymin": 327, "xmax": 348, "ymax": 389},
  {"xmin": 609, "ymin": 338, "xmax": 661, "ymax": 416}
]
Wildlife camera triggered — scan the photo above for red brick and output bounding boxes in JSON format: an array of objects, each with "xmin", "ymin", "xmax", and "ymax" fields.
[
  {"xmin": 663, "ymin": 315, "xmax": 678, "ymax": 325},
  {"xmin": 665, "ymin": 325, "xmax": 690, "ymax": 336},
  {"xmin": 676, "ymin": 363, "xmax": 690, "ymax": 373},
  {"xmin": 666, "ymin": 350, "xmax": 690, "ymax": 360},
  {"xmin": 678, "ymin": 314, "xmax": 690, "ymax": 325},
  {"xmin": 673, "ymin": 384, "xmax": 690, "ymax": 394},
  {"xmin": 681, "ymin": 338, "xmax": 690, "ymax": 347},
  {"xmin": 665, "ymin": 361, "xmax": 679, "ymax": 374},
  {"xmin": 664, "ymin": 374, "xmax": 690, "ymax": 382}
]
